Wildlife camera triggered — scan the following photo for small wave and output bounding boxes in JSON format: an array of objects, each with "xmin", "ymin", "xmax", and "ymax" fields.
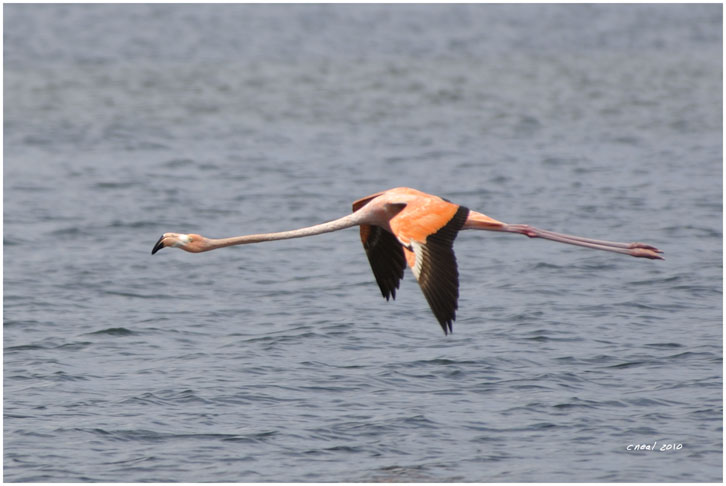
[
  {"xmin": 389, "ymin": 358, "xmax": 484, "ymax": 369},
  {"xmin": 120, "ymin": 389, "xmax": 212, "ymax": 406},
  {"xmin": 628, "ymin": 275, "xmax": 682, "ymax": 286},
  {"xmin": 94, "ymin": 181, "xmax": 139, "ymax": 190},
  {"xmin": 102, "ymin": 290, "xmax": 172, "ymax": 299},
  {"xmin": 363, "ymin": 464, "xmax": 463, "ymax": 483},
  {"xmin": 520, "ymin": 333, "xmax": 584, "ymax": 343},
  {"xmin": 3, "ymin": 237, "xmax": 27, "ymax": 246},
  {"xmin": 7, "ymin": 371, "xmax": 89, "ymax": 382},
  {"xmin": 69, "ymin": 427, "xmax": 278, "ymax": 444},
  {"xmin": 5, "ymin": 344, "xmax": 47, "ymax": 352},
  {"xmin": 644, "ymin": 342, "xmax": 684, "ymax": 349},
  {"xmin": 106, "ymin": 220, "xmax": 159, "ymax": 230},
  {"xmin": 48, "ymin": 227, "xmax": 94, "ymax": 237},
  {"xmin": 666, "ymin": 351, "xmax": 720, "ymax": 361},
  {"xmin": 532, "ymin": 261, "xmax": 564, "ymax": 270},
  {"xmin": 303, "ymin": 444, "xmax": 364, "ymax": 455},
  {"xmin": 101, "ymin": 455, "xmax": 156, "ymax": 467},
  {"xmin": 551, "ymin": 397, "xmax": 627, "ymax": 410},
  {"xmin": 299, "ymin": 360, "xmax": 365, "ymax": 370},
  {"xmin": 624, "ymin": 397, "xmax": 682, "ymax": 407},
  {"xmin": 606, "ymin": 360, "xmax": 653, "ymax": 369},
  {"xmin": 5, "ymin": 341, "xmax": 91, "ymax": 353},
  {"xmin": 86, "ymin": 327, "xmax": 135, "ymax": 336},
  {"xmin": 161, "ymin": 158, "xmax": 195, "ymax": 168}
]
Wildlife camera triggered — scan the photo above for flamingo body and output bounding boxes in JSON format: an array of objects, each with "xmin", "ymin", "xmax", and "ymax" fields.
[
  {"xmin": 152, "ymin": 187, "xmax": 663, "ymax": 334},
  {"xmin": 352, "ymin": 188, "xmax": 470, "ymax": 332}
]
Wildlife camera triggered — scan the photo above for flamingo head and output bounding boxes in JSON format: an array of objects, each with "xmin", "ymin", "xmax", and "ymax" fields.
[{"xmin": 151, "ymin": 233, "xmax": 207, "ymax": 254}]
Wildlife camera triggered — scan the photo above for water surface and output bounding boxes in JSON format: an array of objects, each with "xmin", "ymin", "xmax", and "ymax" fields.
[{"xmin": 4, "ymin": 4, "xmax": 722, "ymax": 482}]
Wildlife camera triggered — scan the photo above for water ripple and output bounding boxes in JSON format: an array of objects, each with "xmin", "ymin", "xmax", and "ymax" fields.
[{"xmin": 4, "ymin": 4, "xmax": 721, "ymax": 483}]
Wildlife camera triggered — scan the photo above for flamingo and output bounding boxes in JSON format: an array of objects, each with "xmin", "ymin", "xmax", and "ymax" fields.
[{"xmin": 152, "ymin": 187, "xmax": 663, "ymax": 334}]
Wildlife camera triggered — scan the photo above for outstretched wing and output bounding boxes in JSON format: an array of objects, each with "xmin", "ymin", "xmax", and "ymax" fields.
[
  {"xmin": 397, "ymin": 205, "xmax": 470, "ymax": 335},
  {"xmin": 360, "ymin": 225, "xmax": 407, "ymax": 300},
  {"xmin": 352, "ymin": 193, "xmax": 407, "ymax": 301}
]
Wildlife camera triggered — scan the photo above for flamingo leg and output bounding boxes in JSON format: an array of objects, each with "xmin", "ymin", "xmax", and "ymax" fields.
[{"xmin": 502, "ymin": 224, "xmax": 664, "ymax": 260}]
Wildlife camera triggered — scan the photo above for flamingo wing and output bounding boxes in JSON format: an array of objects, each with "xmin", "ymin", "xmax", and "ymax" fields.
[
  {"xmin": 352, "ymin": 193, "xmax": 407, "ymax": 300},
  {"xmin": 394, "ymin": 204, "xmax": 470, "ymax": 334},
  {"xmin": 360, "ymin": 225, "xmax": 407, "ymax": 300}
]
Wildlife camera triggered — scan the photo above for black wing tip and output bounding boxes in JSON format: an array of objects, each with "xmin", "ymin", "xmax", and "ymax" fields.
[
  {"xmin": 381, "ymin": 279, "xmax": 402, "ymax": 301},
  {"xmin": 439, "ymin": 318, "xmax": 454, "ymax": 335}
]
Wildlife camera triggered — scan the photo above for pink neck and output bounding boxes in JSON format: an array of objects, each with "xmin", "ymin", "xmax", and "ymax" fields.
[{"xmin": 202, "ymin": 212, "xmax": 362, "ymax": 251}]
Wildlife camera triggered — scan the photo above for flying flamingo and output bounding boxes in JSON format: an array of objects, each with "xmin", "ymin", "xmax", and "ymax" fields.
[{"xmin": 152, "ymin": 187, "xmax": 663, "ymax": 334}]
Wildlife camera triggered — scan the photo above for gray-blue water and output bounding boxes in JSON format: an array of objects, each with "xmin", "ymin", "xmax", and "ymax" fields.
[{"xmin": 4, "ymin": 4, "xmax": 722, "ymax": 482}]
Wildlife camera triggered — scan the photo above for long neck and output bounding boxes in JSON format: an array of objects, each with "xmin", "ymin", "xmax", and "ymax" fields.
[{"xmin": 204, "ymin": 212, "xmax": 362, "ymax": 251}]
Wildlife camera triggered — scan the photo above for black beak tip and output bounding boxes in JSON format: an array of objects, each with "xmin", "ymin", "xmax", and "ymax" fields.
[{"xmin": 152, "ymin": 236, "xmax": 165, "ymax": 255}]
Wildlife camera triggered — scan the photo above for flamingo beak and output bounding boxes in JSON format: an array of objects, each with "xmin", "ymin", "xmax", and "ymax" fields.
[{"xmin": 151, "ymin": 235, "xmax": 165, "ymax": 255}]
